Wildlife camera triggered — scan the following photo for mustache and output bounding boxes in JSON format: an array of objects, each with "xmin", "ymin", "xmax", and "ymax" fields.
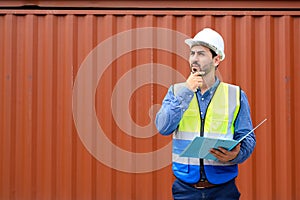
[
  {"xmin": 191, "ymin": 61, "xmax": 201, "ymax": 67},
  {"xmin": 191, "ymin": 61, "xmax": 212, "ymax": 69},
  {"xmin": 191, "ymin": 62, "xmax": 201, "ymax": 74}
]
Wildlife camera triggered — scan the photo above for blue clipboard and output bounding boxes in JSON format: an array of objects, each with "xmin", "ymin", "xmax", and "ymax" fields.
[{"xmin": 179, "ymin": 118, "xmax": 267, "ymax": 161}]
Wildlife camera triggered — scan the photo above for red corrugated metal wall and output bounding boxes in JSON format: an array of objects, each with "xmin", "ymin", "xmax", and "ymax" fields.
[{"xmin": 0, "ymin": 5, "xmax": 300, "ymax": 200}]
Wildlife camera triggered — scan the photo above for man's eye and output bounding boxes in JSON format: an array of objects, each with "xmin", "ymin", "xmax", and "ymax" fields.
[{"xmin": 190, "ymin": 52, "xmax": 195, "ymax": 56}]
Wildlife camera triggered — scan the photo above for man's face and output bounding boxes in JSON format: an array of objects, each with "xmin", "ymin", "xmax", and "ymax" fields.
[{"xmin": 189, "ymin": 45, "xmax": 219, "ymax": 76}]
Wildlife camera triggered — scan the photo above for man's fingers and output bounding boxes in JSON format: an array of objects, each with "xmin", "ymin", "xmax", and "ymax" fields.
[
  {"xmin": 186, "ymin": 73, "xmax": 204, "ymax": 91},
  {"xmin": 210, "ymin": 144, "xmax": 241, "ymax": 162}
]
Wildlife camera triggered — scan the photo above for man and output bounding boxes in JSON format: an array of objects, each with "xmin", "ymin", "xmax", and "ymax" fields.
[{"xmin": 155, "ymin": 28, "xmax": 256, "ymax": 200}]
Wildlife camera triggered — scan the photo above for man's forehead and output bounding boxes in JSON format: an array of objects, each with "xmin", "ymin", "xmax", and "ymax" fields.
[{"xmin": 190, "ymin": 45, "xmax": 210, "ymax": 52}]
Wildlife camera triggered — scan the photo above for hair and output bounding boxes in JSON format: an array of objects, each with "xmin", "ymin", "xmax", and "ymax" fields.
[
  {"xmin": 209, "ymin": 49, "xmax": 219, "ymax": 69},
  {"xmin": 209, "ymin": 49, "xmax": 217, "ymax": 59}
]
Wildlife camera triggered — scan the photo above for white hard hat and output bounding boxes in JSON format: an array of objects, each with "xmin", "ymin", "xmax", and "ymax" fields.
[{"xmin": 185, "ymin": 28, "xmax": 225, "ymax": 61}]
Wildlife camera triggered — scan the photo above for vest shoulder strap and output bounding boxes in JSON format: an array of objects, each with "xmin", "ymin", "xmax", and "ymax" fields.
[{"xmin": 219, "ymin": 82, "xmax": 241, "ymax": 103}]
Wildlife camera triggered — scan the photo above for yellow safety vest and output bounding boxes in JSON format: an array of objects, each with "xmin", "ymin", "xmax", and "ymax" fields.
[
  {"xmin": 177, "ymin": 82, "xmax": 240, "ymax": 138},
  {"xmin": 172, "ymin": 82, "xmax": 241, "ymax": 184}
]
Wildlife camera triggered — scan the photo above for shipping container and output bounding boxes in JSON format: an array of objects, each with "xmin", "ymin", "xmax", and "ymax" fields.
[{"xmin": 0, "ymin": 1, "xmax": 300, "ymax": 200}]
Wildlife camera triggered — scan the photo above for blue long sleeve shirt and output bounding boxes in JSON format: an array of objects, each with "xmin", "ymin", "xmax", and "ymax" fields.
[{"xmin": 155, "ymin": 78, "xmax": 256, "ymax": 164}]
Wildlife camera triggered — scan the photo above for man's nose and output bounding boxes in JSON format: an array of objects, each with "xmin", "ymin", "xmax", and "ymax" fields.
[{"xmin": 190, "ymin": 54, "xmax": 199, "ymax": 62}]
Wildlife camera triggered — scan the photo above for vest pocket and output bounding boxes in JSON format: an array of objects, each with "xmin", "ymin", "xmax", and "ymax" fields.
[
  {"xmin": 208, "ymin": 118, "xmax": 228, "ymax": 134},
  {"xmin": 183, "ymin": 108, "xmax": 198, "ymax": 116},
  {"xmin": 173, "ymin": 158, "xmax": 189, "ymax": 173},
  {"xmin": 173, "ymin": 146, "xmax": 189, "ymax": 173}
]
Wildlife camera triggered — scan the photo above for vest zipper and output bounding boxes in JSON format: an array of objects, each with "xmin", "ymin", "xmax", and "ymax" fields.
[
  {"xmin": 195, "ymin": 82, "xmax": 220, "ymax": 182},
  {"xmin": 200, "ymin": 118, "xmax": 206, "ymax": 181},
  {"xmin": 196, "ymin": 93, "xmax": 206, "ymax": 182}
]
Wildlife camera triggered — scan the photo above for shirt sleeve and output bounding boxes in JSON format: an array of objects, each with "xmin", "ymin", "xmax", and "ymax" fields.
[
  {"xmin": 155, "ymin": 84, "xmax": 195, "ymax": 135},
  {"xmin": 230, "ymin": 90, "xmax": 256, "ymax": 164}
]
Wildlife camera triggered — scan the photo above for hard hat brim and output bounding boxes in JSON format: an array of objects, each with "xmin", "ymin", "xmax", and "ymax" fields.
[{"xmin": 185, "ymin": 38, "xmax": 197, "ymax": 48}]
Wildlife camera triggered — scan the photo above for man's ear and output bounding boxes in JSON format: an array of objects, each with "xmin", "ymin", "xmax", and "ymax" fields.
[{"xmin": 214, "ymin": 55, "xmax": 221, "ymax": 67}]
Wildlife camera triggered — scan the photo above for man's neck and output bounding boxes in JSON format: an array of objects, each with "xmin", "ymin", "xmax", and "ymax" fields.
[{"xmin": 200, "ymin": 74, "xmax": 216, "ymax": 94}]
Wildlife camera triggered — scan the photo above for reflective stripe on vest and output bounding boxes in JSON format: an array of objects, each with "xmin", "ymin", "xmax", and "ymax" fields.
[{"xmin": 173, "ymin": 82, "xmax": 240, "ymax": 166}]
